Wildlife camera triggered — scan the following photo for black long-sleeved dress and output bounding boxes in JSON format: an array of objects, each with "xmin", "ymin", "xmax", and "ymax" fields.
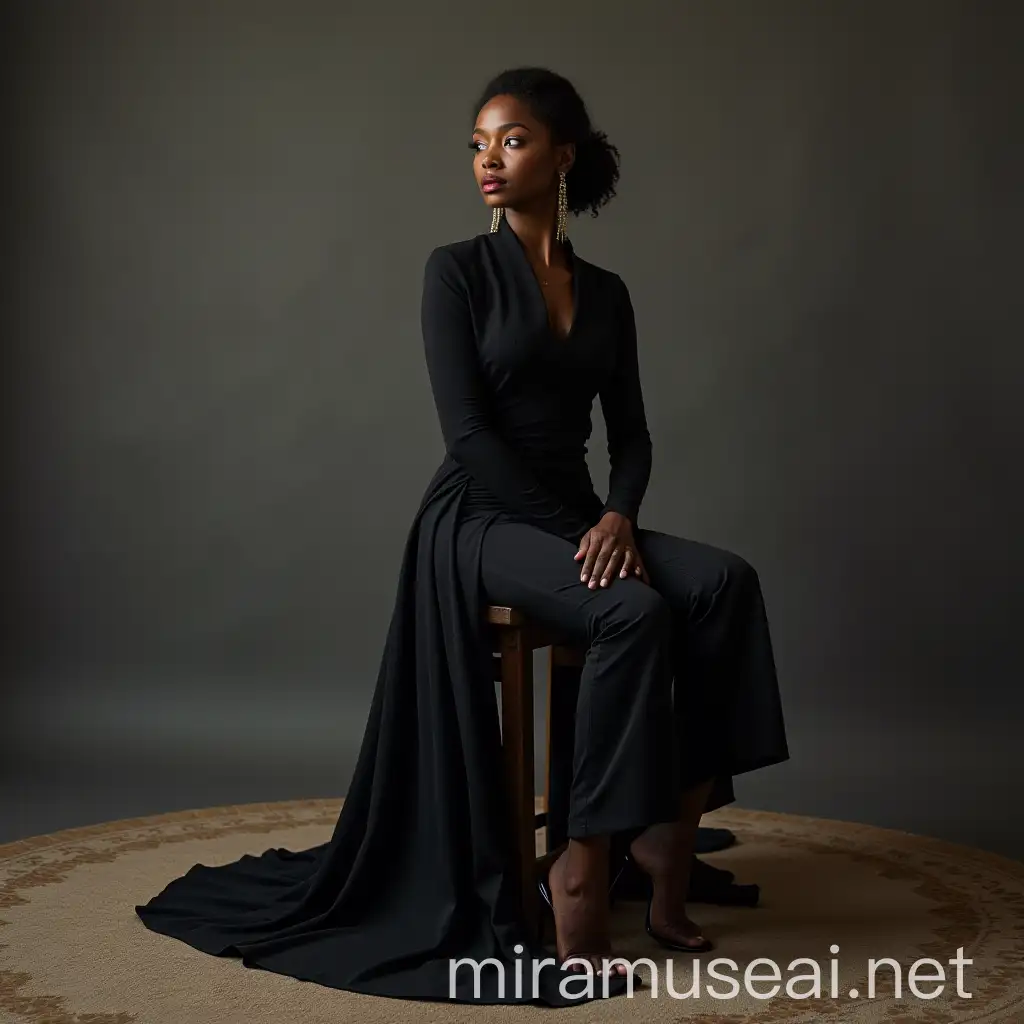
[
  {"xmin": 134, "ymin": 217, "xmax": 786, "ymax": 1006},
  {"xmin": 421, "ymin": 216, "xmax": 651, "ymax": 540}
]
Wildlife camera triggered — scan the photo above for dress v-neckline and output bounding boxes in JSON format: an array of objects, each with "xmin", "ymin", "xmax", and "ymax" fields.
[{"xmin": 494, "ymin": 216, "xmax": 580, "ymax": 343}]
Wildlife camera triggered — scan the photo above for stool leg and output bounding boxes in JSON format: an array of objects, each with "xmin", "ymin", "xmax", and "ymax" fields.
[
  {"xmin": 499, "ymin": 628, "xmax": 539, "ymax": 939},
  {"xmin": 546, "ymin": 648, "xmax": 583, "ymax": 854}
]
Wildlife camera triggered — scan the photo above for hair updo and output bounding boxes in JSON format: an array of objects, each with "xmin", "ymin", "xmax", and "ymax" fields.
[{"xmin": 472, "ymin": 67, "xmax": 620, "ymax": 218}]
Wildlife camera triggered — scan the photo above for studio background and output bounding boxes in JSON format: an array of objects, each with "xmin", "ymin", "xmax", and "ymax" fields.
[{"xmin": 4, "ymin": 0, "xmax": 1022, "ymax": 859}]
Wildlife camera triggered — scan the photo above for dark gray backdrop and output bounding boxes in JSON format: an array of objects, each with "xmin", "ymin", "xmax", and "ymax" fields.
[{"xmin": 5, "ymin": 0, "xmax": 1023, "ymax": 860}]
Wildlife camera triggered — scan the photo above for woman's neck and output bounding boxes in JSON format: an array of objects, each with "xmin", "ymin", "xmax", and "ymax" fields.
[{"xmin": 504, "ymin": 206, "xmax": 566, "ymax": 271}]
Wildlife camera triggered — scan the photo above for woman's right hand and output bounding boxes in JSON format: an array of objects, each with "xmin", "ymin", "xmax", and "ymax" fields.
[{"xmin": 575, "ymin": 513, "xmax": 650, "ymax": 588}]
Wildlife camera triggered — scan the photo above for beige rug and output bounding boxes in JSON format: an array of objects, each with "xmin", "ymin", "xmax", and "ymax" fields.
[{"xmin": 1, "ymin": 800, "xmax": 1021, "ymax": 1023}]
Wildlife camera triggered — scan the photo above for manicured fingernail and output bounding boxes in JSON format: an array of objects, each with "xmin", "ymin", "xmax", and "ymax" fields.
[{"xmin": 580, "ymin": 573, "xmax": 587, "ymax": 582}]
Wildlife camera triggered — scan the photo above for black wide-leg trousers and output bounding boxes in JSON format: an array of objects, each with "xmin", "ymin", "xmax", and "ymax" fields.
[{"xmin": 479, "ymin": 521, "xmax": 787, "ymax": 842}]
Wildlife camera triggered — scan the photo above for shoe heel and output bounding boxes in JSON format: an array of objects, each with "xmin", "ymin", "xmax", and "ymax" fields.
[{"xmin": 536, "ymin": 864, "xmax": 557, "ymax": 945}]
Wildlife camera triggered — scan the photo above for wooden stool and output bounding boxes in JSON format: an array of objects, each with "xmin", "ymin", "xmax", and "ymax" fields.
[{"xmin": 487, "ymin": 604, "xmax": 585, "ymax": 939}]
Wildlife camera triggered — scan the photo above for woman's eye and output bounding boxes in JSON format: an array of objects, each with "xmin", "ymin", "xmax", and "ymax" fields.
[{"xmin": 467, "ymin": 136, "xmax": 525, "ymax": 152}]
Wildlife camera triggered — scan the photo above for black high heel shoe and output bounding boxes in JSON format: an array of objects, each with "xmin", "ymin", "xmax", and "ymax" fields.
[{"xmin": 620, "ymin": 853, "xmax": 715, "ymax": 954}]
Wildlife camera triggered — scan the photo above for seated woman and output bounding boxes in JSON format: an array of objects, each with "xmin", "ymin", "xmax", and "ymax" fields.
[{"xmin": 135, "ymin": 66, "xmax": 789, "ymax": 1007}]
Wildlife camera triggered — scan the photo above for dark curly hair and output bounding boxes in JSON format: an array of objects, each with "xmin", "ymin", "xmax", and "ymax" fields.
[{"xmin": 472, "ymin": 67, "xmax": 620, "ymax": 218}]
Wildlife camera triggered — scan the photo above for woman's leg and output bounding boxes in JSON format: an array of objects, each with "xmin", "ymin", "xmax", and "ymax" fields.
[
  {"xmin": 625, "ymin": 528, "xmax": 788, "ymax": 945},
  {"xmin": 636, "ymin": 527, "xmax": 788, "ymax": 791},
  {"xmin": 628, "ymin": 779, "xmax": 716, "ymax": 944},
  {"xmin": 480, "ymin": 520, "xmax": 680, "ymax": 971}
]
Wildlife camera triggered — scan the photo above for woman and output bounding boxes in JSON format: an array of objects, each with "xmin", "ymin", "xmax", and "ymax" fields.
[{"xmin": 135, "ymin": 67, "xmax": 789, "ymax": 1007}]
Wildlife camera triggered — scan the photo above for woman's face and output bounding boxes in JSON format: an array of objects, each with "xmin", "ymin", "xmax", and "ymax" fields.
[{"xmin": 471, "ymin": 94, "xmax": 572, "ymax": 213}]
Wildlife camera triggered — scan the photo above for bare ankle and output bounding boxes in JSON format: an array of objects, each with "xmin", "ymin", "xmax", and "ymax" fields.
[
  {"xmin": 557, "ymin": 838, "xmax": 609, "ymax": 894},
  {"xmin": 556, "ymin": 855, "xmax": 599, "ymax": 897}
]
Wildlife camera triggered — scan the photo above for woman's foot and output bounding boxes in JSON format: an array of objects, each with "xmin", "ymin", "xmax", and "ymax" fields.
[
  {"xmin": 628, "ymin": 823, "xmax": 710, "ymax": 949},
  {"xmin": 542, "ymin": 844, "xmax": 629, "ymax": 976}
]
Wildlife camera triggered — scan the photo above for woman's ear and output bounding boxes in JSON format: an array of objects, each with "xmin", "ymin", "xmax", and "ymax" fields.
[{"xmin": 557, "ymin": 143, "xmax": 575, "ymax": 176}]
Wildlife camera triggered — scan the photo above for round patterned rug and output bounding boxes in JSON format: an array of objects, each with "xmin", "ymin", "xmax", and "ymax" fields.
[{"xmin": 1, "ymin": 800, "xmax": 1021, "ymax": 1023}]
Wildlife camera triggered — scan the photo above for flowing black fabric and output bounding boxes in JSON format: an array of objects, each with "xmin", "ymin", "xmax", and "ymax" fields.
[{"xmin": 134, "ymin": 217, "xmax": 789, "ymax": 1005}]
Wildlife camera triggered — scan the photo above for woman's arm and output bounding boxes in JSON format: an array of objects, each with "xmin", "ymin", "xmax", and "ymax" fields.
[
  {"xmin": 421, "ymin": 246, "xmax": 592, "ymax": 545},
  {"xmin": 598, "ymin": 275, "xmax": 653, "ymax": 525}
]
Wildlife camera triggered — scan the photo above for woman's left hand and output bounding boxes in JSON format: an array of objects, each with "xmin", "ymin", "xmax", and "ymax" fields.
[{"xmin": 575, "ymin": 512, "xmax": 649, "ymax": 588}]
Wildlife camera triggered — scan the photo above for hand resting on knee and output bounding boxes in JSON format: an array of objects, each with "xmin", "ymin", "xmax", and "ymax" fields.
[{"xmin": 575, "ymin": 511, "xmax": 651, "ymax": 588}]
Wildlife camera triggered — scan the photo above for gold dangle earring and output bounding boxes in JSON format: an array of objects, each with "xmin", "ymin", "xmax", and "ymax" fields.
[
  {"xmin": 555, "ymin": 171, "xmax": 568, "ymax": 243},
  {"xmin": 490, "ymin": 206, "xmax": 504, "ymax": 232}
]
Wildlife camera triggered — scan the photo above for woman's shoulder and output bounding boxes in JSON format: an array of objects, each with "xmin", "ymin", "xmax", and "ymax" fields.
[
  {"xmin": 576, "ymin": 250, "xmax": 626, "ymax": 287},
  {"xmin": 423, "ymin": 230, "xmax": 492, "ymax": 279},
  {"xmin": 573, "ymin": 249, "xmax": 631, "ymax": 305}
]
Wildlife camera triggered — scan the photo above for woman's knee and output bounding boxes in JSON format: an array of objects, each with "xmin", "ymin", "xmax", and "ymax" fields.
[
  {"xmin": 600, "ymin": 580, "xmax": 672, "ymax": 637},
  {"xmin": 684, "ymin": 550, "xmax": 760, "ymax": 623},
  {"xmin": 725, "ymin": 552, "xmax": 761, "ymax": 594}
]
